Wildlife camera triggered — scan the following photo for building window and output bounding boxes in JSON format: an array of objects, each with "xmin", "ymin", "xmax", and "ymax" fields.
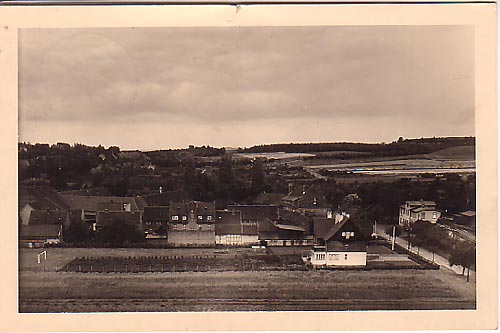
[
  {"xmin": 172, "ymin": 224, "xmax": 177, "ymax": 230},
  {"xmin": 329, "ymin": 253, "xmax": 339, "ymax": 260},
  {"xmin": 207, "ymin": 215, "xmax": 213, "ymax": 221},
  {"xmin": 172, "ymin": 215, "xmax": 179, "ymax": 221},
  {"xmin": 182, "ymin": 224, "xmax": 186, "ymax": 231},
  {"xmin": 198, "ymin": 215, "xmax": 203, "ymax": 220},
  {"xmin": 182, "ymin": 216, "xmax": 187, "ymax": 221},
  {"xmin": 432, "ymin": 212, "xmax": 437, "ymax": 219},
  {"xmin": 198, "ymin": 224, "xmax": 202, "ymax": 230},
  {"xmin": 345, "ymin": 254, "xmax": 348, "ymax": 260},
  {"xmin": 342, "ymin": 231, "xmax": 354, "ymax": 239},
  {"xmin": 315, "ymin": 253, "xmax": 325, "ymax": 260}
]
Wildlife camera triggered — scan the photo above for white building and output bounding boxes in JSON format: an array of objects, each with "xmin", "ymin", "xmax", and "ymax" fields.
[
  {"xmin": 305, "ymin": 214, "xmax": 367, "ymax": 268},
  {"xmin": 399, "ymin": 200, "xmax": 441, "ymax": 228}
]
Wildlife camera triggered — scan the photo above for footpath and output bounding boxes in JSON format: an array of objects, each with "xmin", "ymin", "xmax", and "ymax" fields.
[{"xmin": 375, "ymin": 225, "xmax": 476, "ymax": 282}]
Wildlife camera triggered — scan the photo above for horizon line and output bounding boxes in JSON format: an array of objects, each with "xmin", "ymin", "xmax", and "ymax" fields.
[{"xmin": 18, "ymin": 135, "xmax": 476, "ymax": 152}]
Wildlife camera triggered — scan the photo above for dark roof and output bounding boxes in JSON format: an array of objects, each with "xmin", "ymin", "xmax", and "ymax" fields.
[
  {"xmin": 169, "ymin": 201, "xmax": 215, "ymax": 216},
  {"xmin": 96, "ymin": 211, "xmax": 141, "ymax": 226},
  {"xmin": 134, "ymin": 196, "xmax": 148, "ymax": 211},
  {"xmin": 97, "ymin": 201, "xmax": 124, "ymax": 212},
  {"xmin": 227, "ymin": 205, "xmax": 279, "ymax": 221},
  {"xmin": 28, "ymin": 210, "xmax": 68, "ymax": 225},
  {"xmin": 141, "ymin": 190, "xmax": 191, "ymax": 206},
  {"xmin": 459, "ymin": 210, "xmax": 476, "ymax": 217},
  {"xmin": 279, "ymin": 209, "xmax": 310, "ymax": 224},
  {"xmin": 321, "ymin": 215, "xmax": 369, "ymax": 242},
  {"xmin": 61, "ymin": 195, "xmax": 141, "ymax": 212},
  {"xmin": 322, "ymin": 215, "xmax": 351, "ymax": 241},
  {"xmin": 274, "ymin": 224, "xmax": 306, "ymax": 232},
  {"xmin": 143, "ymin": 206, "xmax": 169, "ymax": 222},
  {"xmin": 258, "ymin": 218, "xmax": 309, "ymax": 240},
  {"xmin": 19, "ymin": 186, "xmax": 69, "ymax": 211},
  {"xmin": 282, "ymin": 186, "xmax": 329, "ymax": 208},
  {"xmin": 20, "ymin": 225, "xmax": 61, "ymax": 238},
  {"xmin": 412, "ymin": 206, "xmax": 439, "ymax": 213},
  {"xmin": 313, "ymin": 218, "xmax": 335, "ymax": 239},
  {"xmin": 252, "ymin": 192, "xmax": 286, "ymax": 205},
  {"xmin": 59, "ymin": 188, "xmax": 113, "ymax": 196},
  {"xmin": 242, "ymin": 224, "xmax": 258, "ymax": 235},
  {"xmin": 215, "ymin": 210, "xmax": 242, "ymax": 235}
]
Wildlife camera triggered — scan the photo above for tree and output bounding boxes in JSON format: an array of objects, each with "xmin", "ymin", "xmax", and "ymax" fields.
[
  {"xmin": 98, "ymin": 219, "xmax": 144, "ymax": 247},
  {"xmin": 64, "ymin": 220, "xmax": 93, "ymax": 243},
  {"xmin": 251, "ymin": 158, "xmax": 265, "ymax": 192},
  {"xmin": 449, "ymin": 243, "xmax": 476, "ymax": 282}
]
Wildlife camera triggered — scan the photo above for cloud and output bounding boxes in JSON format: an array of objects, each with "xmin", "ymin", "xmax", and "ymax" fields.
[{"xmin": 19, "ymin": 26, "xmax": 474, "ymax": 149}]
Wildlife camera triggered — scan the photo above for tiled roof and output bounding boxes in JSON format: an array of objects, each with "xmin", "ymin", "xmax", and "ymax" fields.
[
  {"xmin": 412, "ymin": 206, "xmax": 439, "ymax": 213},
  {"xmin": 321, "ymin": 215, "xmax": 350, "ymax": 242},
  {"xmin": 282, "ymin": 186, "xmax": 329, "ymax": 208},
  {"xmin": 274, "ymin": 224, "xmax": 306, "ymax": 232},
  {"xmin": 140, "ymin": 190, "xmax": 191, "ymax": 206},
  {"xmin": 28, "ymin": 210, "xmax": 68, "ymax": 225},
  {"xmin": 459, "ymin": 210, "xmax": 476, "ymax": 217},
  {"xmin": 19, "ymin": 224, "xmax": 61, "ymax": 238},
  {"xmin": 143, "ymin": 206, "xmax": 169, "ymax": 222},
  {"xmin": 215, "ymin": 210, "xmax": 242, "ymax": 235},
  {"xmin": 406, "ymin": 200, "xmax": 436, "ymax": 206},
  {"xmin": 313, "ymin": 218, "xmax": 335, "ymax": 239},
  {"xmin": 61, "ymin": 195, "xmax": 141, "ymax": 212},
  {"xmin": 19, "ymin": 186, "xmax": 68, "ymax": 211},
  {"xmin": 96, "ymin": 211, "xmax": 141, "ymax": 226},
  {"xmin": 169, "ymin": 201, "xmax": 215, "ymax": 216},
  {"xmin": 97, "ymin": 201, "xmax": 124, "ymax": 212},
  {"xmin": 227, "ymin": 205, "xmax": 279, "ymax": 221},
  {"xmin": 59, "ymin": 188, "xmax": 113, "ymax": 196}
]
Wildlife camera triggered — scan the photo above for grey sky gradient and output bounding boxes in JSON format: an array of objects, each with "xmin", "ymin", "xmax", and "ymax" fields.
[{"xmin": 19, "ymin": 26, "xmax": 474, "ymax": 150}]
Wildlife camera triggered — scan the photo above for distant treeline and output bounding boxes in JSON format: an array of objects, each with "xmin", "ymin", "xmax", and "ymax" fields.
[{"xmin": 242, "ymin": 137, "xmax": 475, "ymax": 155}]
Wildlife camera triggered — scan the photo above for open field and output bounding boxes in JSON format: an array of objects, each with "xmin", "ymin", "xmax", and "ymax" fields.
[
  {"xmin": 19, "ymin": 269, "xmax": 475, "ymax": 312},
  {"xmin": 298, "ymin": 146, "xmax": 475, "ymax": 181},
  {"xmin": 19, "ymin": 248, "xmax": 475, "ymax": 312}
]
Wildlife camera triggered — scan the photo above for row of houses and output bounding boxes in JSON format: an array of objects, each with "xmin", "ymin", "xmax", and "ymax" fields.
[{"xmin": 18, "ymin": 185, "xmax": 337, "ymax": 248}]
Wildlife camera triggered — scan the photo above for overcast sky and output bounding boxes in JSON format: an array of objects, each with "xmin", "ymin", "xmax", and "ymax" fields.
[{"xmin": 19, "ymin": 26, "xmax": 474, "ymax": 150}]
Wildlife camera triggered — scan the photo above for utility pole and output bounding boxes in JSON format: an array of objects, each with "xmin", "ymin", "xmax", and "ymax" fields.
[{"xmin": 392, "ymin": 225, "xmax": 396, "ymax": 251}]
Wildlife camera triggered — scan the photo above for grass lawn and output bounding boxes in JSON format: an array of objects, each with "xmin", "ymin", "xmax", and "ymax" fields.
[{"xmin": 18, "ymin": 248, "xmax": 475, "ymax": 312}]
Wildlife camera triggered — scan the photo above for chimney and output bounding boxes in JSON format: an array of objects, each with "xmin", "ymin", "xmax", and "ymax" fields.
[
  {"xmin": 159, "ymin": 186, "xmax": 163, "ymax": 194},
  {"xmin": 302, "ymin": 185, "xmax": 306, "ymax": 195}
]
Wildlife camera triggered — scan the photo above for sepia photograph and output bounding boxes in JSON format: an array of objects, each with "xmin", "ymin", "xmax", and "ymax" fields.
[{"xmin": 0, "ymin": 3, "xmax": 497, "ymax": 331}]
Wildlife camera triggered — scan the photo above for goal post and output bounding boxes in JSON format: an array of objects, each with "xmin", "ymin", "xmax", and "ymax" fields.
[{"xmin": 37, "ymin": 250, "xmax": 47, "ymax": 264}]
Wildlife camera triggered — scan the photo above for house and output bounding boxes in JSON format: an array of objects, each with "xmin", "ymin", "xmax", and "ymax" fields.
[
  {"xmin": 28, "ymin": 209, "xmax": 70, "ymax": 227},
  {"xmin": 450, "ymin": 210, "xmax": 476, "ymax": 227},
  {"xmin": 281, "ymin": 184, "xmax": 332, "ymax": 218},
  {"xmin": 215, "ymin": 210, "xmax": 259, "ymax": 246},
  {"xmin": 19, "ymin": 185, "xmax": 69, "ymax": 226},
  {"xmin": 227, "ymin": 205, "xmax": 279, "ymax": 237},
  {"xmin": 167, "ymin": 201, "xmax": 216, "ymax": 246},
  {"xmin": 19, "ymin": 224, "xmax": 63, "ymax": 248},
  {"xmin": 399, "ymin": 200, "xmax": 441, "ymax": 228},
  {"xmin": 60, "ymin": 195, "xmax": 143, "ymax": 230},
  {"xmin": 143, "ymin": 206, "xmax": 169, "ymax": 238},
  {"xmin": 306, "ymin": 214, "xmax": 367, "ymax": 267},
  {"xmin": 258, "ymin": 218, "xmax": 313, "ymax": 246}
]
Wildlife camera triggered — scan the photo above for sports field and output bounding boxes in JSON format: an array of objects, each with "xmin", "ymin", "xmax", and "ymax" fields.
[{"xmin": 19, "ymin": 248, "xmax": 476, "ymax": 312}]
